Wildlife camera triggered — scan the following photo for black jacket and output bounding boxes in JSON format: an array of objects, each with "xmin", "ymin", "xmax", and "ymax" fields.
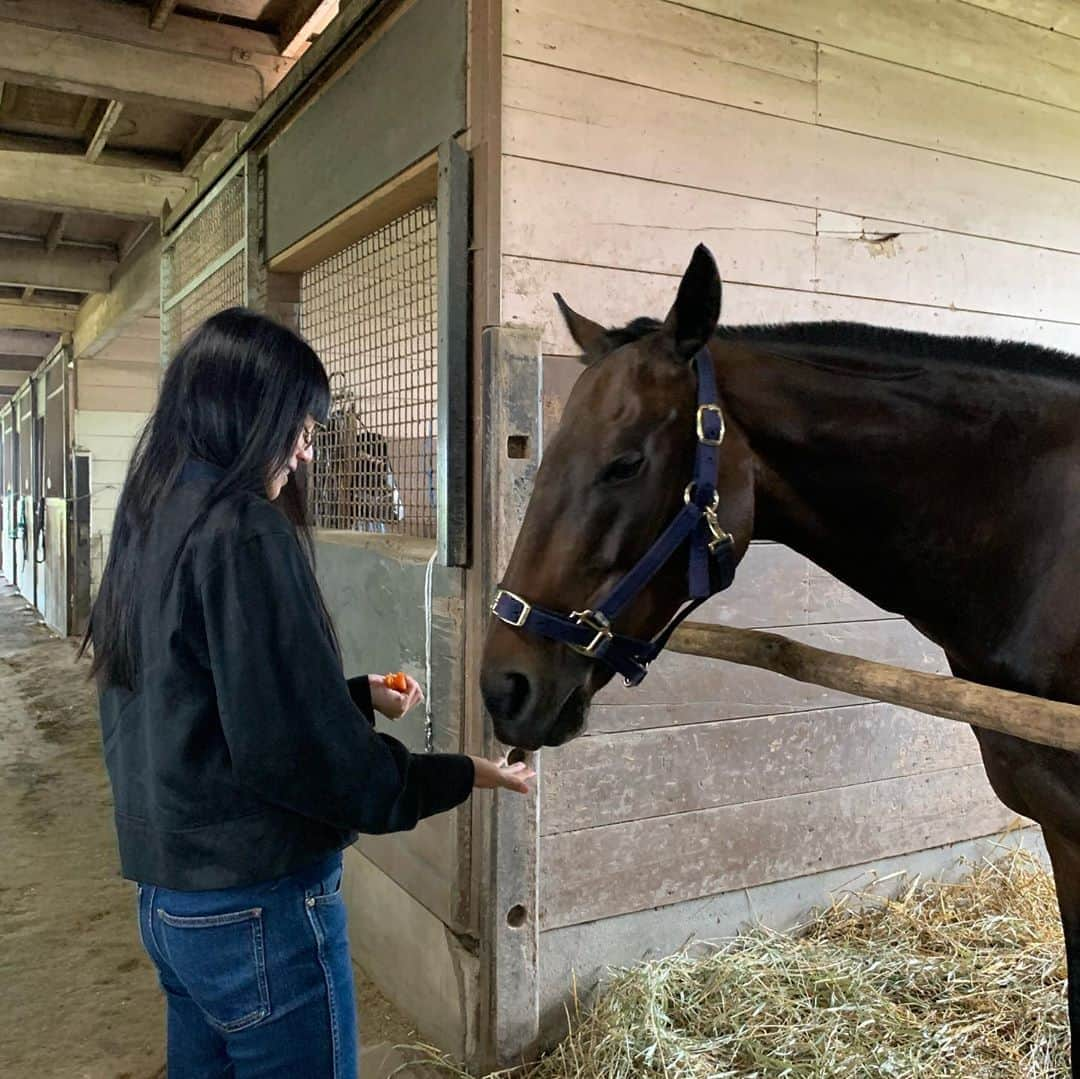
[{"xmin": 98, "ymin": 461, "xmax": 474, "ymax": 890}]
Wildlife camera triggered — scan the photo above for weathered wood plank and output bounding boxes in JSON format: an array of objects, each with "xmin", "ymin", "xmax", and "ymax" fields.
[
  {"xmin": 355, "ymin": 810, "xmax": 461, "ymax": 925},
  {"xmin": 672, "ymin": 0, "xmax": 1080, "ymax": 111},
  {"xmin": 541, "ymin": 702, "xmax": 982, "ymax": 835},
  {"xmin": 815, "ymin": 211, "xmax": 1080, "ymax": 323},
  {"xmin": 280, "ymin": 0, "xmax": 341, "ymax": 59},
  {"xmin": 593, "ymin": 617, "xmax": 946, "ymax": 716},
  {"xmin": 74, "ymin": 233, "xmax": 161, "ymax": 360},
  {"xmin": 0, "ymin": 239, "xmax": 116, "ymax": 293},
  {"xmin": 72, "ymin": 408, "xmax": 147, "ymax": 439},
  {"xmin": 0, "ymin": 151, "xmax": 192, "ymax": 218},
  {"xmin": 342, "ymin": 848, "xmax": 479, "ymax": 1058},
  {"xmin": 0, "ymin": 0, "xmax": 288, "ymax": 84},
  {"xmin": 506, "ymin": 0, "xmax": 815, "ymax": 121},
  {"xmin": 503, "ymin": 258, "xmax": 1080, "ymax": 357},
  {"xmin": 960, "ymin": 0, "xmax": 1080, "ymax": 38},
  {"xmin": 540, "ymin": 764, "xmax": 1013, "ymax": 927},
  {"xmin": 85, "ymin": 101, "xmax": 125, "ymax": 164},
  {"xmin": 818, "ymin": 47, "xmax": 1080, "ymax": 183},
  {"xmin": 0, "ymin": 20, "xmax": 265, "ymax": 118},
  {"xmin": 0, "ymin": 299, "xmax": 76, "ymax": 333},
  {"xmin": 77, "ymin": 363, "xmax": 160, "ymax": 391},
  {"xmin": 503, "ymin": 59, "xmax": 1080, "ymax": 254},
  {"xmin": 502, "ymin": 156, "xmax": 815, "ymax": 289}
]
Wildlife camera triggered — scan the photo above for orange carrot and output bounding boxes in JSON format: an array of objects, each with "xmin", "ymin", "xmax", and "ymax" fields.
[{"xmin": 384, "ymin": 671, "xmax": 408, "ymax": 693}]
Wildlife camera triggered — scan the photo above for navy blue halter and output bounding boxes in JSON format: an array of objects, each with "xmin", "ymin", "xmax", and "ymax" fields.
[{"xmin": 490, "ymin": 346, "xmax": 737, "ymax": 687}]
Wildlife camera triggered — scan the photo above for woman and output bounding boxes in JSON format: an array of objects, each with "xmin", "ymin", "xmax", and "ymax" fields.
[{"xmin": 84, "ymin": 308, "xmax": 533, "ymax": 1078}]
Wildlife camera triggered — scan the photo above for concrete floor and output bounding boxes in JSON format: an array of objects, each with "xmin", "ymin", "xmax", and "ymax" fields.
[{"xmin": 0, "ymin": 584, "xmax": 419, "ymax": 1078}]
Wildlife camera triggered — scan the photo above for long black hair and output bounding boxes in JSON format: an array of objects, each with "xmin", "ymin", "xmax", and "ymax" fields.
[{"xmin": 82, "ymin": 307, "xmax": 332, "ymax": 689}]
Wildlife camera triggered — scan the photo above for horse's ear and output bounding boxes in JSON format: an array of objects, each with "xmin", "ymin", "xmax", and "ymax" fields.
[
  {"xmin": 661, "ymin": 244, "xmax": 722, "ymax": 360},
  {"xmin": 555, "ymin": 293, "xmax": 610, "ymax": 365}
]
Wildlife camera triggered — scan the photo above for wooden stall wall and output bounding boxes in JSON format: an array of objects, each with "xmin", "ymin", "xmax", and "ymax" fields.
[
  {"xmin": 498, "ymin": 0, "xmax": 1080, "ymax": 1032},
  {"xmin": 74, "ymin": 315, "xmax": 160, "ymax": 600}
]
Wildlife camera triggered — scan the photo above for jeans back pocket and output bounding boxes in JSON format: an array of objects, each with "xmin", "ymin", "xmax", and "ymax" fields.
[{"xmin": 157, "ymin": 906, "xmax": 270, "ymax": 1032}]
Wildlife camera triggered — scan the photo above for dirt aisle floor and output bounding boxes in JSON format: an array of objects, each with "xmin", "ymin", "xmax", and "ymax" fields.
[{"xmin": 0, "ymin": 585, "xmax": 417, "ymax": 1079}]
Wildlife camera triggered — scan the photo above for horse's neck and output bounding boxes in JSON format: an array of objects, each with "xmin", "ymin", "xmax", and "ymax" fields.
[{"xmin": 718, "ymin": 344, "xmax": 1074, "ymax": 638}]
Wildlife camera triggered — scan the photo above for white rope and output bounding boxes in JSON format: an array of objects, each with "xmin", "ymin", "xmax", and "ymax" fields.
[{"xmin": 423, "ymin": 548, "xmax": 437, "ymax": 752}]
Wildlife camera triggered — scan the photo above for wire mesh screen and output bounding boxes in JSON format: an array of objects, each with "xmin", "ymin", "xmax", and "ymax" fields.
[
  {"xmin": 301, "ymin": 201, "xmax": 439, "ymax": 538},
  {"xmin": 162, "ymin": 171, "xmax": 246, "ymax": 358},
  {"xmin": 166, "ymin": 256, "xmax": 245, "ymax": 356}
]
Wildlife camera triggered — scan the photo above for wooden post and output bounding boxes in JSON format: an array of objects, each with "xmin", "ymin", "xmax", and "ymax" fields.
[
  {"xmin": 477, "ymin": 325, "xmax": 543, "ymax": 1068},
  {"xmin": 669, "ymin": 622, "xmax": 1080, "ymax": 752}
]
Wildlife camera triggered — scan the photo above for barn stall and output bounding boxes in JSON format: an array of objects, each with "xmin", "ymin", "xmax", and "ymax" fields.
[
  {"xmin": 0, "ymin": 0, "xmax": 1071, "ymax": 1071},
  {"xmin": 474, "ymin": 0, "xmax": 1080, "ymax": 1066}
]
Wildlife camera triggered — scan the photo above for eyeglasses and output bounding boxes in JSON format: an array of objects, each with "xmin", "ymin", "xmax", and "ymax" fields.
[{"xmin": 300, "ymin": 421, "xmax": 326, "ymax": 450}]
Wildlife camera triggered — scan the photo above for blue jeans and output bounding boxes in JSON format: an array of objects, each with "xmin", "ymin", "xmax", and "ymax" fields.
[{"xmin": 136, "ymin": 851, "xmax": 358, "ymax": 1078}]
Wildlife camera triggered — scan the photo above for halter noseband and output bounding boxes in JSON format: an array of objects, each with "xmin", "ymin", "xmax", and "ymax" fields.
[{"xmin": 490, "ymin": 346, "xmax": 737, "ymax": 687}]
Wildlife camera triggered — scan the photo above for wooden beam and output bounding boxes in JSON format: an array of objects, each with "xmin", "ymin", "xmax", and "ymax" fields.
[
  {"xmin": 280, "ymin": 1, "xmax": 341, "ymax": 59},
  {"xmin": 0, "ymin": 0, "xmax": 290, "ymax": 86},
  {"xmin": 0, "ymin": 151, "xmax": 193, "ymax": 218},
  {"xmin": 0, "ymin": 20, "xmax": 265, "ymax": 118},
  {"xmin": 0, "ymin": 300, "xmax": 76, "ymax": 333},
  {"xmin": 45, "ymin": 214, "xmax": 67, "ymax": 254},
  {"xmin": 0, "ymin": 354, "xmax": 43, "ymax": 373},
  {"xmin": 668, "ymin": 622, "xmax": 1080, "ymax": 753},
  {"xmin": 0, "ymin": 238, "xmax": 116, "ymax": 292},
  {"xmin": 85, "ymin": 101, "xmax": 124, "ymax": 163},
  {"xmin": 149, "ymin": 0, "xmax": 180, "ymax": 31},
  {"xmin": 74, "ymin": 231, "xmax": 160, "ymax": 358}
]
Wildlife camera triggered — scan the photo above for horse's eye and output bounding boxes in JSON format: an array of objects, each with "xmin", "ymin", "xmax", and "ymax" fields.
[{"xmin": 598, "ymin": 452, "xmax": 646, "ymax": 485}]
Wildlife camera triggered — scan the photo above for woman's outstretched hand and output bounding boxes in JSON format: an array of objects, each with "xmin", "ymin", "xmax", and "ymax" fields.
[
  {"xmin": 369, "ymin": 673, "xmax": 424, "ymax": 720},
  {"xmin": 470, "ymin": 756, "xmax": 536, "ymax": 794}
]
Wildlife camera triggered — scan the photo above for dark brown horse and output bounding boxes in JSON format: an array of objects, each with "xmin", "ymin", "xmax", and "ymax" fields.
[{"xmin": 481, "ymin": 245, "xmax": 1080, "ymax": 1072}]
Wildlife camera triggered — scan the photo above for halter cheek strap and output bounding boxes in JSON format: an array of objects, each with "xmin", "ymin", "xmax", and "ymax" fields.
[{"xmin": 490, "ymin": 346, "xmax": 737, "ymax": 687}]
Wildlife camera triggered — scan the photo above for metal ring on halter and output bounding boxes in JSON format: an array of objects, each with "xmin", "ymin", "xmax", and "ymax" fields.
[{"xmin": 683, "ymin": 482, "xmax": 720, "ymax": 511}]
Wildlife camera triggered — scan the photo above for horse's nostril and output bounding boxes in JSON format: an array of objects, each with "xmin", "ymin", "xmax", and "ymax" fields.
[{"xmin": 482, "ymin": 669, "xmax": 532, "ymax": 724}]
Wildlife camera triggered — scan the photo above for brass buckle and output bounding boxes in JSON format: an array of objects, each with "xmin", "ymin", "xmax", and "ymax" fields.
[
  {"xmin": 696, "ymin": 404, "xmax": 726, "ymax": 446},
  {"xmin": 492, "ymin": 589, "xmax": 532, "ymax": 628},
  {"xmin": 569, "ymin": 608, "xmax": 613, "ymax": 655}
]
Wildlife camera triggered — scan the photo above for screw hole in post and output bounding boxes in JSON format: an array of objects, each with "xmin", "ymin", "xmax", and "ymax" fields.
[
  {"xmin": 507, "ymin": 435, "xmax": 529, "ymax": 459},
  {"xmin": 506, "ymin": 904, "xmax": 528, "ymax": 928}
]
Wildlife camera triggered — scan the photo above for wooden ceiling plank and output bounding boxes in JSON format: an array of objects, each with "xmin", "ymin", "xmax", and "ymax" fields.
[
  {"xmin": 0, "ymin": 238, "xmax": 115, "ymax": 292},
  {"xmin": 280, "ymin": 1, "xmax": 340, "ymax": 59},
  {"xmin": 149, "ymin": 1, "xmax": 181, "ymax": 31},
  {"xmin": 0, "ymin": 0, "xmax": 290, "ymax": 93},
  {"xmin": 45, "ymin": 214, "xmax": 68, "ymax": 254},
  {"xmin": 0, "ymin": 22, "xmax": 263, "ymax": 118},
  {"xmin": 85, "ymin": 101, "xmax": 125, "ymax": 163},
  {"xmin": 0, "ymin": 300, "xmax": 76, "ymax": 333},
  {"xmin": 0, "ymin": 151, "xmax": 193, "ymax": 218},
  {"xmin": 74, "ymin": 230, "xmax": 160, "ymax": 358}
]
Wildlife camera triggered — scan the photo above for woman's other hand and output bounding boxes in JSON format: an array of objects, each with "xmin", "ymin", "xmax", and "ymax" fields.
[
  {"xmin": 369, "ymin": 673, "xmax": 423, "ymax": 720},
  {"xmin": 469, "ymin": 756, "xmax": 536, "ymax": 794}
]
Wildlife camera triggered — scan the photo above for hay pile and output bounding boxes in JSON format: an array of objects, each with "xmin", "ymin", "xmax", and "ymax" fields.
[{"xmin": 404, "ymin": 848, "xmax": 1069, "ymax": 1077}]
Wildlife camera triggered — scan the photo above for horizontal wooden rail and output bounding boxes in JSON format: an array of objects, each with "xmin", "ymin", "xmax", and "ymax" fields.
[{"xmin": 668, "ymin": 622, "xmax": 1080, "ymax": 752}]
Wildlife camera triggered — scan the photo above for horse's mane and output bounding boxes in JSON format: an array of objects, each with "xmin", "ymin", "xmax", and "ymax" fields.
[{"xmin": 605, "ymin": 317, "xmax": 1080, "ymax": 382}]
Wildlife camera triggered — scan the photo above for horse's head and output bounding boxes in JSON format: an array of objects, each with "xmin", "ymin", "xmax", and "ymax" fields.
[{"xmin": 481, "ymin": 246, "xmax": 755, "ymax": 750}]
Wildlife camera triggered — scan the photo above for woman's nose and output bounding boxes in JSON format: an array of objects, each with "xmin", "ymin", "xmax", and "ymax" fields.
[{"xmin": 299, "ymin": 443, "xmax": 315, "ymax": 464}]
